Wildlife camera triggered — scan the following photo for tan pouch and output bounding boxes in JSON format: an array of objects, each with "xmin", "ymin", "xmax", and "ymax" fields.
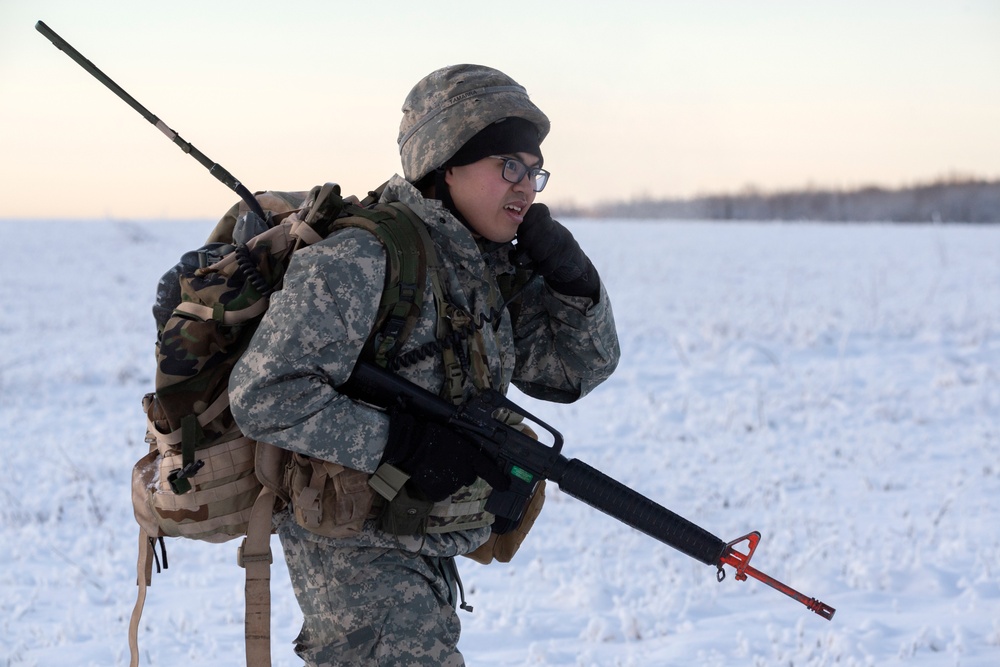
[
  {"xmin": 465, "ymin": 479, "xmax": 546, "ymax": 564},
  {"xmin": 464, "ymin": 419, "xmax": 546, "ymax": 564},
  {"xmin": 133, "ymin": 393, "xmax": 263, "ymax": 544},
  {"xmin": 131, "ymin": 448, "xmax": 165, "ymax": 539},
  {"xmin": 288, "ymin": 454, "xmax": 377, "ymax": 538}
]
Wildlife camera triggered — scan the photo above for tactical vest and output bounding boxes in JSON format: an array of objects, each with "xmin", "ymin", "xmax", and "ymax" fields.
[{"xmin": 279, "ymin": 189, "xmax": 504, "ymax": 540}]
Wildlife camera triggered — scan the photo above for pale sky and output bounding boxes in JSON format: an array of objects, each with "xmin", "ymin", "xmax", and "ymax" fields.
[{"xmin": 2, "ymin": 0, "xmax": 998, "ymax": 219}]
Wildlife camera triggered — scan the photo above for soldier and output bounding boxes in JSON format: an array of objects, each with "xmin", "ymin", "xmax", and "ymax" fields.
[{"xmin": 230, "ymin": 64, "xmax": 620, "ymax": 666}]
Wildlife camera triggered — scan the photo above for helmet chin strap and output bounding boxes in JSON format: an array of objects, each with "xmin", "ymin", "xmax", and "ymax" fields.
[{"xmin": 434, "ymin": 168, "xmax": 472, "ymax": 229}]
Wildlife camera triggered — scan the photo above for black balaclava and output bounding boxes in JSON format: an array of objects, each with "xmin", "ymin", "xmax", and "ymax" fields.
[{"xmin": 433, "ymin": 116, "xmax": 543, "ymax": 227}]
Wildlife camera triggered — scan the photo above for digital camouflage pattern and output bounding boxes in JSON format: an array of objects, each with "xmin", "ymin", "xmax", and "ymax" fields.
[
  {"xmin": 397, "ymin": 64, "xmax": 550, "ymax": 182},
  {"xmin": 229, "ymin": 174, "xmax": 620, "ymax": 662},
  {"xmin": 281, "ymin": 530, "xmax": 465, "ymax": 666},
  {"xmin": 229, "ymin": 174, "xmax": 620, "ymax": 553}
]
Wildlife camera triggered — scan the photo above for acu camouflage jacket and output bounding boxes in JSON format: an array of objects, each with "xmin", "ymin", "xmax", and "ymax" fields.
[{"xmin": 229, "ymin": 174, "xmax": 620, "ymax": 556}]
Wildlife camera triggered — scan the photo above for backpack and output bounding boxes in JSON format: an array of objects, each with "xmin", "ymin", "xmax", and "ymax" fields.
[{"xmin": 128, "ymin": 182, "xmax": 439, "ymax": 667}]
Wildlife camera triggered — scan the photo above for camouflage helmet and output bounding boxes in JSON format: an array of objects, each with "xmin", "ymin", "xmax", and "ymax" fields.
[{"xmin": 398, "ymin": 64, "xmax": 551, "ymax": 182}]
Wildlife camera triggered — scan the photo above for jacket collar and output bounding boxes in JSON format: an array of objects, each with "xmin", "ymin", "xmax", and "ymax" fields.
[{"xmin": 380, "ymin": 175, "xmax": 515, "ymax": 277}]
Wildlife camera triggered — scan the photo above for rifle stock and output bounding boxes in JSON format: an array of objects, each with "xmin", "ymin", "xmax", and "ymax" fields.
[{"xmin": 342, "ymin": 360, "xmax": 835, "ymax": 620}]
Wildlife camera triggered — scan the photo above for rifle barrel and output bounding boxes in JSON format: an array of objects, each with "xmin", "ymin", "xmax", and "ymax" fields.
[{"xmin": 556, "ymin": 457, "xmax": 728, "ymax": 565}]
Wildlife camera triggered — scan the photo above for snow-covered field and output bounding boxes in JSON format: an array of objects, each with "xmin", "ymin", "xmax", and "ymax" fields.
[{"xmin": 1, "ymin": 217, "xmax": 998, "ymax": 666}]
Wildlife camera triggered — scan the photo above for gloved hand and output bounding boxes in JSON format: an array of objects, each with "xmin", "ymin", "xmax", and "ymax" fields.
[
  {"xmin": 512, "ymin": 203, "xmax": 601, "ymax": 298},
  {"xmin": 381, "ymin": 407, "xmax": 510, "ymax": 502}
]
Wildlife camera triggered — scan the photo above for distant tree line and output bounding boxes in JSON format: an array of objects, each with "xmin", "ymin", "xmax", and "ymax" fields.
[{"xmin": 556, "ymin": 176, "xmax": 1000, "ymax": 223}]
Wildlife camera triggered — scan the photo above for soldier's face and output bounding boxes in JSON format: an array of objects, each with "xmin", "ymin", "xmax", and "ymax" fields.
[{"xmin": 445, "ymin": 151, "xmax": 540, "ymax": 243}]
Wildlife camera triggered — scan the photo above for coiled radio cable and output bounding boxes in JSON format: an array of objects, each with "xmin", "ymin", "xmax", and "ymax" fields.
[{"xmin": 389, "ymin": 276, "xmax": 535, "ymax": 371}]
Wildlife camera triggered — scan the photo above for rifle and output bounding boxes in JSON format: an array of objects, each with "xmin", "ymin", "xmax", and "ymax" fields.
[{"xmin": 342, "ymin": 360, "xmax": 836, "ymax": 620}]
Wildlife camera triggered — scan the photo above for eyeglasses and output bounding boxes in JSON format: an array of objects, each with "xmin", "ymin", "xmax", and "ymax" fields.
[{"xmin": 488, "ymin": 155, "xmax": 550, "ymax": 192}]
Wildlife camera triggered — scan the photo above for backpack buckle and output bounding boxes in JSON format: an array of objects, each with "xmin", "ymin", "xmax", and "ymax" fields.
[
  {"xmin": 237, "ymin": 537, "xmax": 273, "ymax": 569},
  {"xmin": 167, "ymin": 459, "xmax": 205, "ymax": 494}
]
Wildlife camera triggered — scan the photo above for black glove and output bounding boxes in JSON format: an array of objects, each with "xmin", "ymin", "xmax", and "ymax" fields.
[
  {"xmin": 381, "ymin": 407, "xmax": 510, "ymax": 502},
  {"xmin": 512, "ymin": 203, "xmax": 600, "ymax": 298}
]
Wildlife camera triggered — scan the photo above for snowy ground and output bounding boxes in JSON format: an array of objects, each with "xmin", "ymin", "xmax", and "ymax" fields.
[{"xmin": 1, "ymin": 217, "xmax": 998, "ymax": 666}]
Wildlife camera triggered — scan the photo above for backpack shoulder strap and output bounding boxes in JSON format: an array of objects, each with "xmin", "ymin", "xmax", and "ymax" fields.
[{"xmin": 331, "ymin": 201, "xmax": 440, "ymax": 368}]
